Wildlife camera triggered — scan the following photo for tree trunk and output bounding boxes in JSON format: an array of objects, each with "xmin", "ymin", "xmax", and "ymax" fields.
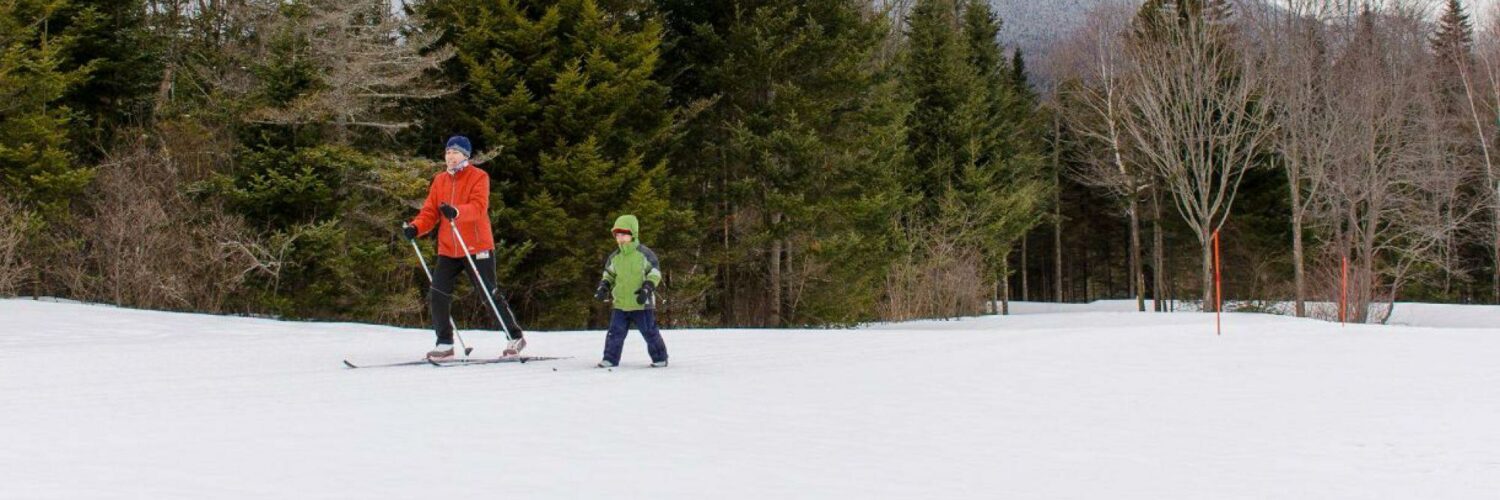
[
  {"xmin": 1151, "ymin": 183, "xmax": 1165, "ymax": 312},
  {"xmin": 1167, "ymin": 238, "xmax": 1176, "ymax": 312},
  {"xmin": 1348, "ymin": 204, "xmax": 1371, "ymax": 323},
  {"xmin": 1082, "ymin": 193, "xmax": 1091, "ymax": 302},
  {"xmin": 1129, "ymin": 193, "xmax": 1144, "ymax": 312},
  {"xmin": 1086, "ymin": 220, "xmax": 1098, "ymax": 301},
  {"xmin": 154, "ymin": 63, "xmax": 176, "ymax": 113},
  {"xmin": 992, "ymin": 283, "xmax": 999, "ymax": 315},
  {"xmin": 1100, "ymin": 223, "xmax": 1111, "ymax": 299},
  {"xmin": 1494, "ymin": 194, "xmax": 1500, "ymax": 304},
  {"xmin": 1200, "ymin": 229, "xmax": 1214, "ymax": 313},
  {"xmin": 1055, "ymin": 209, "xmax": 1064, "ymax": 302},
  {"xmin": 1001, "ymin": 257, "xmax": 1011, "ymax": 315},
  {"xmin": 1290, "ymin": 181, "xmax": 1306, "ymax": 318},
  {"xmin": 1053, "ymin": 116, "xmax": 1064, "ymax": 303},
  {"xmin": 1084, "ymin": 239, "xmax": 1093, "ymax": 302},
  {"xmin": 1443, "ymin": 242, "xmax": 1453, "ymax": 298},
  {"xmin": 722, "ymin": 199, "xmax": 733, "ymax": 326},
  {"xmin": 1357, "ymin": 249, "xmax": 1375, "ymax": 323},
  {"xmin": 769, "ymin": 212, "xmax": 783, "ymax": 327},
  {"xmin": 1020, "ymin": 235, "xmax": 1029, "ymax": 302}
]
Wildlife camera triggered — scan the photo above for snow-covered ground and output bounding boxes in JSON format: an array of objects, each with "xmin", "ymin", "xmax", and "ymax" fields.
[
  {"xmin": 1007, "ymin": 299, "xmax": 1500, "ymax": 329},
  {"xmin": 2, "ymin": 298, "xmax": 1497, "ymax": 499}
]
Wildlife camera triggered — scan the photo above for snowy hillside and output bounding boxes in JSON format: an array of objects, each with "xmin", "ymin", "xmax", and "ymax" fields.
[
  {"xmin": 992, "ymin": 0, "xmax": 1117, "ymax": 60},
  {"xmin": 2, "ymin": 298, "xmax": 1498, "ymax": 499}
]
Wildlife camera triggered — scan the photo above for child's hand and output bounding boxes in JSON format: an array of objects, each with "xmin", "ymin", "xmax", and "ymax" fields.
[
  {"xmin": 595, "ymin": 280, "xmax": 612, "ymax": 302},
  {"xmin": 635, "ymin": 281, "xmax": 655, "ymax": 305}
]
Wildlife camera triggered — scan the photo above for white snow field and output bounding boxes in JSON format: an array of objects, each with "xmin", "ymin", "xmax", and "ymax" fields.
[{"xmin": 2, "ymin": 299, "xmax": 1498, "ymax": 499}]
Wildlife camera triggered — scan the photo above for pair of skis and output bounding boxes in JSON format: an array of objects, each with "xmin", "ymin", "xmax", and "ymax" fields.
[{"xmin": 342, "ymin": 355, "xmax": 569, "ymax": 369}]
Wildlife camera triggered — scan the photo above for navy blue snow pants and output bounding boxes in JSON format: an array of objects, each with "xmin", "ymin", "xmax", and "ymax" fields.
[{"xmin": 603, "ymin": 309, "xmax": 668, "ymax": 365}]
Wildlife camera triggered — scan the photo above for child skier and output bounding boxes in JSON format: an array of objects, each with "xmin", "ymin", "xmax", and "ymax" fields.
[
  {"xmin": 401, "ymin": 136, "xmax": 526, "ymax": 361},
  {"xmin": 593, "ymin": 215, "xmax": 669, "ymax": 368}
]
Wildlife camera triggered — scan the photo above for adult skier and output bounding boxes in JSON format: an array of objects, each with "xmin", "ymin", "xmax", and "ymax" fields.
[
  {"xmin": 593, "ymin": 215, "xmax": 669, "ymax": 368},
  {"xmin": 401, "ymin": 136, "xmax": 526, "ymax": 361}
]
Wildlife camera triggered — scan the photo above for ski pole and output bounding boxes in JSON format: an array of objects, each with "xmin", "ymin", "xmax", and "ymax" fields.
[
  {"xmin": 407, "ymin": 231, "xmax": 472, "ymax": 357},
  {"xmin": 447, "ymin": 221, "xmax": 515, "ymax": 342}
]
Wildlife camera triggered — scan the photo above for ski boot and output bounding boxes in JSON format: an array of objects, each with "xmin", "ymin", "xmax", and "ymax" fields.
[
  {"xmin": 427, "ymin": 344, "xmax": 455, "ymax": 361},
  {"xmin": 502, "ymin": 337, "xmax": 527, "ymax": 357}
]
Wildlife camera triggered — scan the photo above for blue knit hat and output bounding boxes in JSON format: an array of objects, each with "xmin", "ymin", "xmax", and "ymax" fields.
[{"xmin": 445, "ymin": 135, "xmax": 472, "ymax": 158}]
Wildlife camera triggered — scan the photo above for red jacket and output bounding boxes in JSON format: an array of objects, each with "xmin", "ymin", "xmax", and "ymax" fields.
[{"xmin": 410, "ymin": 164, "xmax": 495, "ymax": 258}]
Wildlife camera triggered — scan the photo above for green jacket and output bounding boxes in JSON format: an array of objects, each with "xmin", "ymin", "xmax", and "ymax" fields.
[{"xmin": 601, "ymin": 215, "xmax": 662, "ymax": 311}]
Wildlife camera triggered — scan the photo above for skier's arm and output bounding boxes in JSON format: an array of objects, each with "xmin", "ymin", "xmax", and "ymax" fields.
[
  {"xmin": 640, "ymin": 246, "xmax": 663, "ymax": 286},
  {"xmin": 595, "ymin": 254, "xmax": 615, "ymax": 302},
  {"xmin": 600, "ymin": 251, "xmax": 619, "ymax": 285},
  {"xmin": 409, "ymin": 179, "xmax": 441, "ymax": 236}
]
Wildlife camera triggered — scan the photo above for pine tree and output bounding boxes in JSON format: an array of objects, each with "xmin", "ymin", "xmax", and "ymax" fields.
[
  {"xmin": 904, "ymin": 0, "xmax": 982, "ymax": 207},
  {"xmin": 53, "ymin": 0, "xmax": 159, "ymax": 152},
  {"xmin": 420, "ymin": 0, "xmax": 676, "ymax": 327},
  {"xmin": 154, "ymin": 0, "xmax": 461, "ymax": 320},
  {"xmin": 957, "ymin": 0, "xmax": 1047, "ymax": 312},
  {"xmin": 1134, "ymin": 0, "xmax": 1234, "ymax": 45},
  {"xmin": 658, "ymin": 0, "xmax": 909, "ymax": 326},
  {"xmin": 1432, "ymin": 0, "xmax": 1475, "ymax": 89},
  {"xmin": 1010, "ymin": 49, "xmax": 1029, "ymax": 95},
  {"xmin": 0, "ymin": 0, "xmax": 93, "ymax": 214},
  {"xmin": 895, "ymin": 0, "xmax": 1048, "ymax": 317}
]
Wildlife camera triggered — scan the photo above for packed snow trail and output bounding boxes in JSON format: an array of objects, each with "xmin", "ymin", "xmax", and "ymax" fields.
[{"xmin": 2, "ymin": 299, "xmax": 1498, "ymax": 499}]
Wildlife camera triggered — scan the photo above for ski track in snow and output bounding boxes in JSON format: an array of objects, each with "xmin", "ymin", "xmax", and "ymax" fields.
[{"xmin": 1, "ymin": 299, "xmax": 1498, "ymax": 499}]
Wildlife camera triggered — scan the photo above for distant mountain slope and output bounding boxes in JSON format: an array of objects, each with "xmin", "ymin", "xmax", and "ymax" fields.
[{"xmin": 990, "ymin": 0, "xmax": 1125, "ymax": 84}]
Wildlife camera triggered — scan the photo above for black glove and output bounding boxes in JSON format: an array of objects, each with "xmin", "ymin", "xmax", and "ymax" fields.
[
  {"xmin": 594, "ymin": 280, "xmax": 611, "ymax": 302},
  {"xmin": 400, "ymin": 223, "xmax": 418, "ymax": 240},
  {"xmin": 635, "ymin": 281, "xmax": 655, "ymax": 305},
  {"xmin": 439, "ymin": 203, "xmax": 459, "ymax": 220}
]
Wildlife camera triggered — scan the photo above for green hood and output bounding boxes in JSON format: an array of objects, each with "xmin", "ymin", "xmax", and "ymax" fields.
[{"xmin": 612, "ymin": 214, "xmax": 641, "ymax": 243}]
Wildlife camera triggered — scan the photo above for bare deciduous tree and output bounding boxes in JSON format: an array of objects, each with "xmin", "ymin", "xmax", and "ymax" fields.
[
  {"xmin": 883, "ymin": 208, "xmax": 990, "ymax": 321},
  {"xmin": 74, "ymin": 123, "xmax": 266, "ymax": 312},
  {"xmin": 1243, "ymin": 0, "xmax": 1346, "ymax": 317},
  {"xmin": 1468, "ymin": 5, "xmax": 1500, "ymax": 303},
  {"xmin": 0, "ymin": 195, "xmax": 29, "ymax": 296},
  {"xmin": 218, "ymin": 0, "xmax": 454, "ymax": 139},
  {"xmin": 1056, "ymin": 3, "xmax": 1150, "ymax": 312},
  {"xmin": 1121, "ymin": 4, "xmax": 1276, "ymax": 311},
  {"xmin": 1309, "ymin": 3, "xmax": 1471, "ymax": 323}
]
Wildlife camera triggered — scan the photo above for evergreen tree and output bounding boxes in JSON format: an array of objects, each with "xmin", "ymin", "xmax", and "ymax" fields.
[
  {"xmin": 53, "ymin": 0, "xmax": 159, "ymax": 152},
  {"xmin": 956, "ymin": 0, "xmax": 1047, "ymax": 308},
  {"xmin": 1009, "ymin": 49, "xmax": 1028, "ymax": 95},
  {"xmin": 1134, "ymin": 0, "xmax": 1234, "ymax": 44},
  {"xmin": 170, "ymin": 0, "xmax": 457, "ymax": 320},
  {"xmin": 661, "ymin": 0, "xmax": 910, "ymax": 326},
  {"xmin": 1431, "ymin": 0, "xmax": 1477, "ymax": 137},
  {"xmin": 903, "ymin": 0, "xmax": 981, "ymax": 206},
  {"xmin": 0, "ymin": 0, "xmax": 93, "ymax": 214},
  {"xmin": 419, "ymin": 0, "xmax": 677, "ymax": 327},
  {"xmin": 1431, "ymin": 0, "xmax": 1475, "ymax": 86},
  {"xmin": 898, "ymin": 0, "xmax": 1047, "ymax": 314}
]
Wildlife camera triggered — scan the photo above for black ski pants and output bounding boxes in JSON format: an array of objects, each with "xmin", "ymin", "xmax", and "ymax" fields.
[{"xmin": 430, "ymin": 255, "xmax": 523, "ymax": 345}]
